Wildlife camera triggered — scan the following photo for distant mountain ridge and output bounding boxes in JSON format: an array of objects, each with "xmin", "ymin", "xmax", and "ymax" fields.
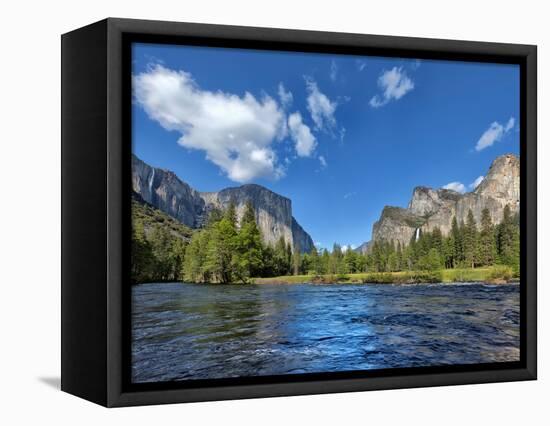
[
  {"xmin": 356, "ymin": 154, "xmax": 520, "ymax": 253},
  {"xmin": 132, "ymin": 155, "xmax": 315, "ymax": 253}
]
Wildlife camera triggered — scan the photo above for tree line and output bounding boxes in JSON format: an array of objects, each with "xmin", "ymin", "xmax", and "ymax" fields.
[
  {"xmin": 132, "ymin": 201, "xmax": 295, "ymax": 284},
  {"xmin": 363, "ymin": 205, "xmax": 520, "ymax": 274},
  {"xmin": 131, "ymin": 202, "xmax": 519, "ymax": 284}
]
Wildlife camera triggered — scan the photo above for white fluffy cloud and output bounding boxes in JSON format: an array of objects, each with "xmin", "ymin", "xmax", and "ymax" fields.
[
  {"xmin": 470, "ymin": 175, "xmax": 485, "ymax": 190},
  {"xmin": 369, "ymin": 67, "xmax": 415, "ymax": 108},
  {"xmin": 288, "ymin": 112, "xmax": 317, "ymax": 157},
  {"xmin": 443, "ymin": 182, "xmax": 466, "ymax": 193},
  {"xmin": 133, "ymin": 64, "xmax": 287, "ymax": 183},
  {"xmin": 475, "ymin": 117, "xmax": 516, "ymax": 151},
  {"xmin": 278, "ymin": 83, "xmax": 293, "ymax": 109},
  {"xmin": 319, "ymin": 155, "xmax": 327, "ymax": 168},
  {"xmin": 305, "ymin": 77, "xmax": 337, "ymax": 131}
]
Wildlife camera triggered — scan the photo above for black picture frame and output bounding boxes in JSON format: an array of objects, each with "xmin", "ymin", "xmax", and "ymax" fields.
[{"xmin": 61, "ymin": 17, "xmax": 537, "ymax": 407}]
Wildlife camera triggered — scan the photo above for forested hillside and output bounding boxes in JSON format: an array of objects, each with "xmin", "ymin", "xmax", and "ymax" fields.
[{"xmin": 131, "ymin": 195, "xmax": 191, "ymax": 283}]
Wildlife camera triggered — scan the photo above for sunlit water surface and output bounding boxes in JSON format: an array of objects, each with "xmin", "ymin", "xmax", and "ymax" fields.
[{"xmin": 132, "ymin": 282, "xmax": 519, "ymax": 383}]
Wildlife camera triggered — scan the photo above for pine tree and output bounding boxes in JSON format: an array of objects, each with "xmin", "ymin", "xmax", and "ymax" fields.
[
  {"xmin": 344, "ymin": 247, "xmax": 359, "ymax": 273},
  {"xmin": 225, "ymin": 200, "xmax": 237, "ymax": 227},
  {"xmin": 286, "ymin": 242, "xmax": 293, "ymax": 275},
  {"xmin": 370, "ymin": 242, "xmax": 379, "ymax": 272},
  {"xmin": 511, "ymin": 212, "xmax": 520, "ymax": 274},
  {"xmin": 365, "ymin": 252, "xmax": 375, "ymax": 272},
  {"xmin": 431, "ymin": 227, "xmax": 443, "ymax": 259},
  {"xmin": 204, "ymin": 216, "xmax": 237, "ymax": 283},
  {"xmin": 463, "ymin": 209, "xmax": 478, "ymax": 268},
  {"xmin": 241, "ymin": 200, "xmax": 255, "ymax": 225},
  {"xmin": 170, "ymin": 238, "xmax": 186, "ymax": 281},
  {"xmin": 261, "ymin": 245, "xmax": 276, "ymax": 277},
  {"xmin": 442, "ymin": 236, "xmax": 454, "ymax": 269},
  {"xmin": 320, "ymin": 249, "xmax": 330, "ymax": 274},
  {"xmin": 232, "ymin": 202, "xmax": 264, "ymax": 283},
  {"xmin": 407, "ymin": 233, "xmax": 418, "ymax": 269},
  {"xmin": 357, "ymin": 253, "xmax": 367, "ymax": 273},
  {"xmin": 274, "ymin": 236, "xmax": 290, "ymax": 276},
  {"xmin": 205, "ymin": 208, "xmax": 223, "ymax": 227},
  {"xmin": 417, "ymin": 248, "xmax": 441, "ymax": 271},
  {"xmin": 309, "ymin": 246, "xmax": 320, "ymax": 275},
  {"xmin": 150, "ymin": 225, "xmax": 174, "ymax": 280},
  {"xmin": 292, "ymin": 246, "xmax": 302, "ymax": 275},
  {"xmin": 182, "ymin": 230, "xmax": 210, "ymax": 282},
  {"xmin": 330, "ymin": 243, "xmax": 344, "ymax": 274},
  {"xmin": 417, "ymin": 230, "xmax": 431, "ymax": 259},
  {"xmin": 300, "ymin": 252, "xmax": 311, "ymax": 274},
  {"xmin": 451, "ymin": 216, "xmax": 462, "ymax": 267},
  {"xmin": 497, "ymin": 205, "xmax": 520, "ymax": 270},
  {"xmin": 478, "ymin": 208, "xmax": 496, "ymax": 266},
  {"xmin": 387, "ymin": 251, "xmax": 399, "ymax": 272},
  {"xmin": 182, "ymin": 233, "xmax": 200, "ymax": 282},
  {"xmin": 131, "ymin": 220, "xmax": 155, "ymax": 283},
  {"xmin": 396, "ymin": 241, "xmax": 403, "ymax": 271}
]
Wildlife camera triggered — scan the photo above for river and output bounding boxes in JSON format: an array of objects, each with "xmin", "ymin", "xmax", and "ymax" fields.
[{"xmin": 131, "ymin": 282, "xmax": 519, "ymax": 383}]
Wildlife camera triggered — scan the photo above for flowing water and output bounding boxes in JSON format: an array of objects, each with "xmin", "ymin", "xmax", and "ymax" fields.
[{"xmin": 131, "ymin": 282, "xmax": 520, "ymax": 383}]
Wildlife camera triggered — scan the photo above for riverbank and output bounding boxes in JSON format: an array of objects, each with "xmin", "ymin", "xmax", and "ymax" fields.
[
  {"xmin": 252, "ymin": 265, "xmax": 518, "ymax": 285},
  {"xmin": 132, "ymin": 266, "xmax": 518, "ymax": 285}
]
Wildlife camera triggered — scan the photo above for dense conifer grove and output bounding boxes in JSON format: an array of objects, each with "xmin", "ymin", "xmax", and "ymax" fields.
[{"xmin": 132, "ymin": 200, "xmax": 520, "ymax": 284}]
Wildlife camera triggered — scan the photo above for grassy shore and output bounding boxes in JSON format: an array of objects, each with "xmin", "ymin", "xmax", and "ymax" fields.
[{"xmin": 253, "ymin": 265, "xmax": 518, "ymax": 285}]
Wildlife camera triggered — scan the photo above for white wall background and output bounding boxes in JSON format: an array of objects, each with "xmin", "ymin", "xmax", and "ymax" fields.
[{"xmin": 0, "ymin": 0, "xmax": 546, "ymax": 423}]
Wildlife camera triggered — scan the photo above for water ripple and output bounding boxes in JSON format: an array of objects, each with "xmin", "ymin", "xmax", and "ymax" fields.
[{"xmin": 132, "ymin": 282, "xmax": 520, "ymax": 383}]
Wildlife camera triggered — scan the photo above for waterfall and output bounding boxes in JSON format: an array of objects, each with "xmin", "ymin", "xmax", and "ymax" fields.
[
  {"xmin": 148, "ymin": 168, "xmax": 155, "ymax": 196},
  {"xmin": 415, "ymin": 227, "xmax": 420, "ymax": 242}
]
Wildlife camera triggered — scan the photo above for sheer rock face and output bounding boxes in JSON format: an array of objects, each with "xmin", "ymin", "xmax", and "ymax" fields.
[
  {"xmin": 132, "ymin": 155, "xmax": 206, "ymax": 228},
  {"xmin": 371, "ymin": 206, "xmax": 424, "ymax": 248},
  {"xmin": 199, "ymin": 184, "xmax": 295, "ymax": 249},
  {"xmin": 291, "ymin": 217, "xmax": 314, "ymax": 253},
  {"xmin": 357, "ymin": 154, "xmax": 520, "ymax": 253},
  {"xmin": 132, "ymin": 155, "xmax": 314, "ymax": 253}
]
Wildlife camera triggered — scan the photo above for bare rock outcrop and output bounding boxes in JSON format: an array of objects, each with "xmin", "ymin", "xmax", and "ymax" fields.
[
  {"xmin": 132, "ymin": 155, "xmax": 314, "ymax": 253},
  {"xmin": 357, "ymin": 154, "xmax": 519, "ymax": 253},
  {"xmin": 132, "ymin": 155, "xmax": 206, "ymax": 228}
]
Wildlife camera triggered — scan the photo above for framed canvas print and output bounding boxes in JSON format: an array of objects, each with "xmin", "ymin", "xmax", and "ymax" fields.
[{"xmin": 61, "ymin": 18, "xmax": 537, "ymax": 407}]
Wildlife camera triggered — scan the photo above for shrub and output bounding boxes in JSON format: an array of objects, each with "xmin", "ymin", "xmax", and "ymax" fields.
[
  {"xmin": 487, "ymin": 265, "xmax": 513, "ymax": 282},
  {"xmin": 445, "ymin": 268, "xmax": 467, "ymax": 282},
  {"xmin": 361, "ymin": 273, "xmax": 388, "ymax": 284},
  {"xmin": 359, "ymin": 270, "xmax": 443, "ymax": 284},
  {"xmin": 407, "ymin": 270, "xmax": 443, "ymax": 283}
]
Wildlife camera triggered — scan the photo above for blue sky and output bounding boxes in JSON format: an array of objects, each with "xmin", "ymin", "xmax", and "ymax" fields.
[{"xmin": 132, "ymin": 43, "xmax": 520, "ymax": 250}]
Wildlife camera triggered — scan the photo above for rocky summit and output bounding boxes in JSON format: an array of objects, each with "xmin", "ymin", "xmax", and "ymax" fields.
[
  {"xmin": 357, "ymin": 154, "xmax": 520, "ymax": 253},
  {"xmin": 132, "ymin": 155, "xmax": 314, "ymax": 253}
]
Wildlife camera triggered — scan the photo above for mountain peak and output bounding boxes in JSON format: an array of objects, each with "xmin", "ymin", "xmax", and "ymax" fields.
[
  {"xmin": 484, "ymin": 153, "xmax": 519, "ymax": 178},
  {"xmin": 132, "ymin": 155, "xmax": 313, "ymax": 253},
  {"xmin": 476, "ymin": 153, "xmax": 519, "ymax": 199},
  {"xmin": 362, "ymin": 154, "xmax": 520, "ymax": 251}
]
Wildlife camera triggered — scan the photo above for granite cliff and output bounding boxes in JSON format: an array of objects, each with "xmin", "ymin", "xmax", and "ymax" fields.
[
  {"xmin": 357, "ymin": 154, "xmax": 520, "ymax": 253},
  {"xmin": 132, "ymin": 155, "xmax": 314, "ymax": 253}
]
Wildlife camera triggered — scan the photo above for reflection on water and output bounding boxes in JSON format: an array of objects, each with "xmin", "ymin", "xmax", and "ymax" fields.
[{"xmin": 131, "ymin": 282, "xmax": 520, "ymax": 383}]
